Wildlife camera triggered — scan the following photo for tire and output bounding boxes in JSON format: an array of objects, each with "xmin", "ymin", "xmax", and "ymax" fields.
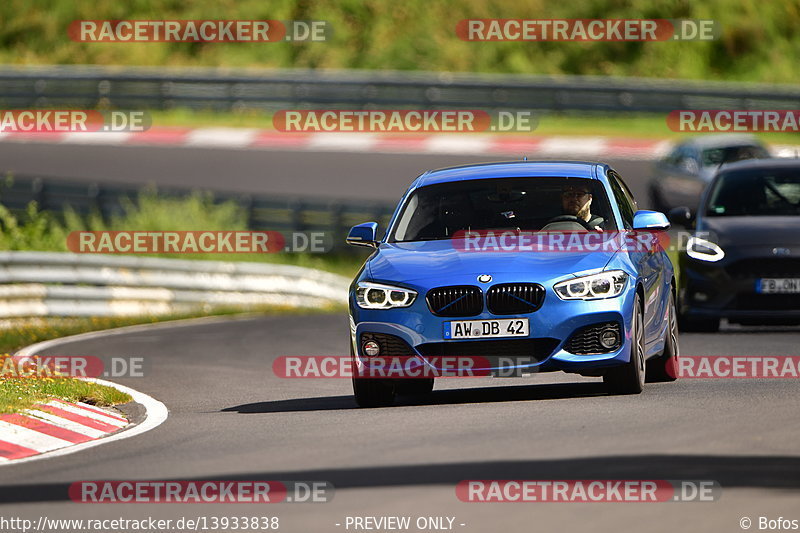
[
  {"xmin": 604, "ymin": 292, "xmax": 646, "ymax": 395},
  {"xmin": 647, "ymin": 289, "xmax": 679, "ymax": 382},
  {"xmin": 352, "ymin": 376, "xmax": 395, "ymax": 407},
  {"xmin": 350, "ymin": 344, "xmax": 395, "ymax": 407},
  {"xmin": 394, "ymin": 378, "xmax": 434, "ymax": 396}
]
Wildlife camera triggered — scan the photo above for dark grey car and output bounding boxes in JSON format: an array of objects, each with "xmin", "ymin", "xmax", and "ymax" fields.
[
  {"xmin": 669, "ymin": 158, "xmax": 800, "ymax": 331},
  {"xmin": 649, "ymin": 134, "xmax": 769, "ymax": 214}
]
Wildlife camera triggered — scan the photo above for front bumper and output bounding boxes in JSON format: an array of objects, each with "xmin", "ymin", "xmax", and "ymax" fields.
[
  {"xmin": 350, "ymin": 282, "xmax": 637, "ymax": 376},
  {"xmin": 679, "ymin": 253, "xmax": 800, "ymax": 323}
]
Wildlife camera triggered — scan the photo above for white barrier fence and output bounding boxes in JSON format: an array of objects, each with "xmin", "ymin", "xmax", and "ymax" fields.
[{"xmin": 0, "ymin": 251, "xmax": 351, "ymax": 317}]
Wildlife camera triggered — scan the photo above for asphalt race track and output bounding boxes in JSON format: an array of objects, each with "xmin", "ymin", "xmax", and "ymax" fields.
[
  {"xmin": 2, "ymin": 314, "xmax": 800, "ymax": 532},
  {"xmin": 0, "ymin": 141, "xmax": 654, "ymax": 203},
  {"xmin": 1, "ymin": 144, "xmax": 799, "ymax": 532}
]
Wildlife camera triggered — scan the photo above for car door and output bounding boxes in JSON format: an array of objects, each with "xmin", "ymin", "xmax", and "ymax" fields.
[{"xmin": 609, "ymin": 170, "xmax": 665, "ymax": 349}]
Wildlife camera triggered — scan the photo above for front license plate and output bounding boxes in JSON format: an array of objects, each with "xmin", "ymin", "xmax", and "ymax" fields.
[
  {"xmin": 443, "ymin": 318, "xmax": 529, "ymax": 339},
  {"xmin": 757, "ymin": 278, "xmax": 800, "ymax": 294}
]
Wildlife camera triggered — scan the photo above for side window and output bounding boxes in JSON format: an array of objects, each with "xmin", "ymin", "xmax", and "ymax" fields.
[
  {"xmin": 616, "ymin": 172, "xmax": 638, "ymax": 210},
  {"xmin": 608, "ymin": 171, "xmax": 636, "ymax": 229}
]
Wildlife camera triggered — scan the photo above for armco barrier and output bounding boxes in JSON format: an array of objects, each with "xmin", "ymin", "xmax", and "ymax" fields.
[
  {"xmin": 0, "ymin": 251, "xmax": 350, "ymax": 317},
  {"xmin": 1, "ymin": 65, "xmax": 799, "ymax": 113}
]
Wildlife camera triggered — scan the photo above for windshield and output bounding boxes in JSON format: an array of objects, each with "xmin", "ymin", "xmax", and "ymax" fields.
[
  {"xmin": 706, "ymin": 168, "xmax": 800, "ymax": 216},
  {"xmin": 389, "ymin": 177, "xmax": 617, "ymax": 242},
  {"xmin": 701, "ymin": 145, "xmax": 769, "ymax": 167}
]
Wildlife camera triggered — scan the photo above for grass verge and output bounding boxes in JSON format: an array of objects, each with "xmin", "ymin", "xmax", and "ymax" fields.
[{"xmin": 0, "ymin": 367, "xmax": 132, "ymax": 415}]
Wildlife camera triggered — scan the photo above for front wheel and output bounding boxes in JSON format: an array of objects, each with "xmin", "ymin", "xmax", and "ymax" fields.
[
  {"xmin": 350, "ymin": 343, "xmax": 395, "ymax": 407},
  {"xmin": 647, "ymin": 289, "xmax": 680, "ymax": 382},
  {"xmin": 604, "ymin": 293, "xmax": 646, "ymax": 395},
  {"xmin": 352, "ymin": 376, "xmax": 396, "ymax": 407}
]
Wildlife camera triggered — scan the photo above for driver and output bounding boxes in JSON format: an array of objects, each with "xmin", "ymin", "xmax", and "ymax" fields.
[{"xmin": 544, "ymin": 183, "xmax": 605, "ymax": 231}]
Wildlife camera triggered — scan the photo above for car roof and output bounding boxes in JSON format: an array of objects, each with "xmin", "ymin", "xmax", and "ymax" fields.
[
  {"xmin": 716, "ymin": 157, "xmax": 800, "ymax": 173},
  {"xmin": 679, "ymin": 134, "xmax": 765, "ymax": 149},
  {"xmin": 415, "ymin": 160, "xmax": 606, "ymax": 188}
]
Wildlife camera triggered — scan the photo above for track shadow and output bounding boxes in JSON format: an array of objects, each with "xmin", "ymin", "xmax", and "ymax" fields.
[
  {"xmin": 222, "ymin": 381, "xmax": 609, "ymax": 414},
  {"xmin": 2, "ymin": 454, "xmax": 799, "ymax": 504}
]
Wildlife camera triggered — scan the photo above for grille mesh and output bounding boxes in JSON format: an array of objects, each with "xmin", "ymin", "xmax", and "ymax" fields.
[
  {"xmin": 487, "ymin": 283, "xmax": 545, "ymax": 314},
  {"xmin": 360, "ymin": 332, "xmax": 416, "ymax": 357},
  {"xmin": 564, "ymin": 322, "xmax": 621, "ymax": 355},
  {"xmin": 426, "ymin": 285, "xmax": 483, "ymax": 317}
]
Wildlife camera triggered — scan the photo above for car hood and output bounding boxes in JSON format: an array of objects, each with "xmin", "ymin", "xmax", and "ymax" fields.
[
  {"xmin": 367, "ymin": 240, "xmax": 618, "ymax": 284},
  {"xmin": 699, "ymin": 216, "xmax": 800, "ymax": 249}
]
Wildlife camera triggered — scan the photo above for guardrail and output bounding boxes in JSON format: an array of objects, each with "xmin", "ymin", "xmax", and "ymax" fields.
[
  {"xmin": 0, "ymin": 174, "xmax": 396, "ymax": 253},
  {"xmin": 0, "ymin": 251, "xmax": 350, "ymax": 318},
  {"xmin": 1, "ymin": 65, "xmax": 799, "ymax": 113}
]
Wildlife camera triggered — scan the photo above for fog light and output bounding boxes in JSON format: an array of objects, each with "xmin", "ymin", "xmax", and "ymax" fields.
[
  {"xmin": 599, "ymin": 329, "xmax": 620, "ymax": 349},
  {"xmin": 362, "ymin": 340, "xmax": 380, "ymax": 357}
]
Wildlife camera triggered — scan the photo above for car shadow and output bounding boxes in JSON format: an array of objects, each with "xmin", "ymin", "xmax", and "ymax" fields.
[{"xmin": 222, "ymin": 381, "xmax": 609, "ymax": 414}]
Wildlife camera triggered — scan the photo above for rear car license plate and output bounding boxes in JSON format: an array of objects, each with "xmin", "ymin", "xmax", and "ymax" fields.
[
  {"xmin": 443, "ymin": 318, "xmax": 529, "ymax": 339},
  {"xmin": 757, "ymin": 278, "xmax": 800, "ymax": 294}
]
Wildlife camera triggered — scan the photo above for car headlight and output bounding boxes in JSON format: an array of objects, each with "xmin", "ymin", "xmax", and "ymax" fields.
[
  {"xmin": 355, "ymin": 282, "xmax": 417, "ymax": 309},
  {"xmin": 686, "ymin": 236, "xmax": 725, "ymax": 262},
  {"xmin": 554, "ymin": 271, "xmax": 628, "ymax": 301}
]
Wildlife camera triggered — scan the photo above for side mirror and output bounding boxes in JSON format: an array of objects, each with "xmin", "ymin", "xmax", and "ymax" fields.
[
  {"xmin": 346, "ymin": 222, "xmax": 379, "ymax": 248},
  {"xmin": 632, "ymin": 210, "xmax": 670, "ymax": 231},
  {"xmin": 667, "ymin": 206, "xmax": 694, "ymax": 227}
]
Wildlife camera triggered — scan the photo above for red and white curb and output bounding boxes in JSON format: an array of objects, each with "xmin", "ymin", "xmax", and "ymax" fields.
[
  {"xmin": 0, "ymin": 399, "xmax": 127, "ymax": 462},
  {"xmin": 0, "ymin": 127, "xmax": 678, "ymax": 160},
  {"xmin": 0, "ymin": 374, "xmax": 169, "ymax": 468},
  {"xmin": 0, "ymin": 376, "xmax": 167, "ymax": 466},
  {"xmin": 1, "ymin": 329, "xmax": 171, "ymax": 466},
  {"xmin": 2, "ymin": 126, "xmax": 796, "ymax": 160}
]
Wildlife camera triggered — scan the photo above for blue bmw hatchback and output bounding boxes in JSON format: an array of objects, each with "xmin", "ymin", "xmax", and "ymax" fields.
[{"xmin": 347, "ymin": 161, "xmax": 679, "ymax": 407}]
